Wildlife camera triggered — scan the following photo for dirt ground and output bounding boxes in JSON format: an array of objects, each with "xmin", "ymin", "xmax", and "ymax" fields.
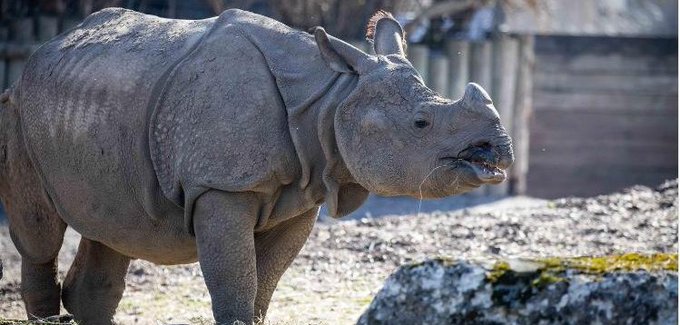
[{"xmin": 0, "ymin": 180, "xmax": 677, "ymax": 324}]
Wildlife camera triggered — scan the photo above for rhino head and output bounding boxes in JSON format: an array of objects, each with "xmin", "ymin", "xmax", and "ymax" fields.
[{"xmin": 314, "ymin": 11, "xmax": 514, "ymax": 199}]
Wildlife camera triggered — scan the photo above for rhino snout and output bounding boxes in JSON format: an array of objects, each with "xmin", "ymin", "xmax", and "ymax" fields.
[
  {"xmin": 495, "ymin": 143, "xmax": 514, "ymax": 170},
  {"xmin": 452, "ymin": 140, "xmax": 514, "ymax": 184}
]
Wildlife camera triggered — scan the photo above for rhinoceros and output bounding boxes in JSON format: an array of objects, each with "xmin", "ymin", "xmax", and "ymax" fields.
[{"xmin": 0, "ymin": 7, "xmax": 513, "ymax": 324}]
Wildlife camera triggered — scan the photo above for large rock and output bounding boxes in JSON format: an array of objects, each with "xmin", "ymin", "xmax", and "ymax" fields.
[{"xmin": 358, "ymin": 254, "xmax": 678, "ymax": 325}]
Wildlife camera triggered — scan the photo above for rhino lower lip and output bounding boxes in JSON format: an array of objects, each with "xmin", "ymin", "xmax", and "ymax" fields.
[
  {"xmin": 443, "ymin": 157, "xmax": 506, "ymax": 184},
  {"xmin": 462, "ymin": 160, "xmax": 505, "ymax": 183}
]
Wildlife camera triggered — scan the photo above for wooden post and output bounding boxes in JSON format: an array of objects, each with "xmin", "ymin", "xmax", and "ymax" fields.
[
  {"xmin": 428, "ymin": 54, "xmax": 449, "ymax": 95},
  {"xmin": 0, "ymin": 27, "xmax": 8, "ymax": 91},
  {"xmin": 446, "ymin": 40, "xmax": 469, "ymax": 99},
  {"xmin": 8, "ymin": 18, "xmax": 33, "ymax": 85},
  {"xmin": 38, "ymin": 16, "xmax": 59, "ymax": 42},
  {"xmin": 510, "ymin": 35, "xmax": 534, "ymax": 195},
  {"xmin": 10, "ymin": 18, "xmax": 33, "ymax": 43},
  {"xmin": 408, "ymin": 44, "xmax": 429, "ymax": 86},
  {"xmin": 469, "ymin": 40, "xmax": 492, "ymax": 91},
  {"xmin": 468, "ymin": 40, "xmax": 493, "ymax": 195},
  {"xmin": 167, "ymin": 0, "xmax": 177, "ymax": 18},
  {"xmin": 488, "ymin": 34, "xmax": 520, "ymax": 196}
]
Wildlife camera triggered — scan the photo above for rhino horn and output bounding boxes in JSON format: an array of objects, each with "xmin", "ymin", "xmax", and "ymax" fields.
[
  {"xmin": 462, "ymin": 83, "xmax": 492, "ymax": 105},
  {"xmin": 461, "ymin": 83, "xmax": 499, "ymax": 118},
  {"xmin": 314, "ymin": 27, "xmax": 370, "ymax": 74},
  {"xmin": 367, "ymin": 10, "xmax": 406, "ymax": 57}
]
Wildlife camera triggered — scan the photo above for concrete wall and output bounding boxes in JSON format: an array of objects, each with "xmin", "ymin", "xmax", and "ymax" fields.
[{"xmin": 528, "ymin": 35, "xmax": 678, "ymax": 198}]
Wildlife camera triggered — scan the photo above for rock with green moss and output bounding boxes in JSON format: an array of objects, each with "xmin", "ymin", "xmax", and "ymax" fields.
[{"xmin": 358, "ymin": 254, "xmax": 678, "ymax": 325}]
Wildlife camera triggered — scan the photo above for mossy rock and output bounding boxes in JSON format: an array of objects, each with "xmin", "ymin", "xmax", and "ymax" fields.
[
  {"xmin": 360, "ymin": 253, "xmax": 678, "ymax": 325},
  {"xmin": 487, "ymin": 253, "xmax": 678, "ymax": 287}
]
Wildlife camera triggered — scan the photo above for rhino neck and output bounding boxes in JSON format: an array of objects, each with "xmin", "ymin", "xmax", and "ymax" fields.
[
  {"xmin": 287, "ymin": 71, "xmax": 369, "ymax": 218},
  {"xmin": 228, "ymin": 15, "xmax": 370, "ymax": 217}
]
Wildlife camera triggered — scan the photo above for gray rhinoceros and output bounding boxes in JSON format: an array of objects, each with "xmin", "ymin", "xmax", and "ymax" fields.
[{"xmin": 0, "ymin": 8, "xmax": 513, "ymax": 324}]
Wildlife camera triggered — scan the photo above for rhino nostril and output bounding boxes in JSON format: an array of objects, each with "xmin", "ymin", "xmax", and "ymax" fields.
[
  {"xmin": 458, "ymin": 143, "xmax": 497, "ymax": 164},
  {"xmin": 475, "ymin": 142, "xmax": 493, "ymax": 150}
]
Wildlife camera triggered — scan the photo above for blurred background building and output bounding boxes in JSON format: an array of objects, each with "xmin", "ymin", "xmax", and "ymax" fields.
[{"xmin": 0, "ymin": 0, "xmax": 676, "ymax": 199}]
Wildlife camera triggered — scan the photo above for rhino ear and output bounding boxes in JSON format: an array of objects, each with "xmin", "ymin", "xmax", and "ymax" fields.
[
  {"xmin": 314, "ymin": 27, "xmax": 369, "ymax": 74},
  {"xmin": 367, "ymin": 10, "xmax": 406, "ymax": 57}
]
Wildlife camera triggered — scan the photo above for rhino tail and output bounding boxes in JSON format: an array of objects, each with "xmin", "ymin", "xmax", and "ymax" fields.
[
  {"xmin": 0, "ymin": 79, "xmax": 21, "ymax": 106},
  {"xmin": 0, "ymin": 88, "xmax": 11, "ymax": 104}
]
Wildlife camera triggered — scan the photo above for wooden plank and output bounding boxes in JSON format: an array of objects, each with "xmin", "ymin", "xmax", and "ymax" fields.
[
  {"xmin": 534, "ymin": 36, "xmax": 677, "ymax": 60},
  {"xmin": 446, "ymin": 40, "xmax": 469, "ymax": 99},
  {"xmin": 528, "ymin": 143, "xmax": 677, "ymax": 168},
  {"xmin": 534, "ymin": 72, "xmax": 678, "ymax": 95},
  {"xmin": 526, "ymin": 167, "xmax": 677, "ymax": 199},
  {"xmin": 408, "ymin": 45, "xmax": 429, "ymax": 85},
  {"xmin": 509, "ymin": 35, "xmax": 533, "ymax": 195},
  {"xmin": 534, "ymin": 92, "xmax": 678, "ymax": 112},
  {"xmin": 529, "ymin": 139, "xmax": 677, "ymax": 151},
  {"xmin": 428, "ymin": 54, "xmax": 449, "ymax": 95},
  {"xmin": 529, "ymin": 110, "xmax": 677, "ymax": 142},
  {"xmin": 535, "ymin": 54, "xmax": 678, "ymax": 75}
]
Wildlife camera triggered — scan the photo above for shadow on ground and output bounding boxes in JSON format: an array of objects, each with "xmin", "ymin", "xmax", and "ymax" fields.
[{"xmin": 319, "ymin": 193, "xmax": 546, "ymax": 220}]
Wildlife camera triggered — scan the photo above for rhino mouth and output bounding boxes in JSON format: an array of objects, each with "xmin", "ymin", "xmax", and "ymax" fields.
[
  {"xmin": 458, "ymin": 159, "xmax": 505, "ymax": 183},
  {"xmin": 441, "ymin": 144, "xmax": 507, "ymax": 184}
]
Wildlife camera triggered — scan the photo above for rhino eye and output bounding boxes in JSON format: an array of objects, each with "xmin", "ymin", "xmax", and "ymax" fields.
[{"xmin": 414, "ymin": 120, "xmax": 430, "ymax": 129}]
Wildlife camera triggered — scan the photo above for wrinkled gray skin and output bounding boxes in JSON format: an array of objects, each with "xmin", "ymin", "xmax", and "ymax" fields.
[{"xmin": 0, "ymin": 8, "xmax": 513, "ymax": 324}]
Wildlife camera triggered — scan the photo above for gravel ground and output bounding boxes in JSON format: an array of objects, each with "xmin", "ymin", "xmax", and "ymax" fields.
[{"xmin": 0, "ymin": 180, "xmax": 677, "ymax": 324}]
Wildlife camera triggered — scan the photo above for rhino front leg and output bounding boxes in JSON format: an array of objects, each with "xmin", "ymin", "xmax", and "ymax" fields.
[
  {"xmin": 193, "ymin": 190, "xmax": 259, "ymax": 324},
  {"xmin": 253, "ymin": 208, "xmax": 317, "ymax": 318},
  {"xmin": 61, "ymin": 238, "xmax": 130, "ymax": 324}
]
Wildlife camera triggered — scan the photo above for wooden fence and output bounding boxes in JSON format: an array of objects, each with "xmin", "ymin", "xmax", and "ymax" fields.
[
  {"xmin": 0, "ymin": 15, "xmax": 83, "ymax": 90},
  {"xmin": 528, "ymin": 35, "xmax": 678, "ymax": 198},
  {"xmin": 0, "ymin": 14, "xmax": 532, "ymax": 196}
]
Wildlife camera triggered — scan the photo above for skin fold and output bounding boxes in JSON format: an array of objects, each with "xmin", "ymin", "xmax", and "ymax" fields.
[{"xmin": 0, "ymin": 8, "xmax": 513, "ymax": 324}]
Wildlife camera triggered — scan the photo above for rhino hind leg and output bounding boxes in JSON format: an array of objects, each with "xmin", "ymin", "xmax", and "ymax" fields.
[
  {"xmin": 19, "ymin": 257, "xmax": 63, "ymax": 319},
  {"xmin": 1, "ymin": 102, "xmax": 68, "ymax": 318},
  {"xmin": 253, "ymin": 208, "xmax": 318, "ymax": 318},
  {"xmin": 7, "ymin": 207, "xmax": 66, "ymax": 319},
  {"xmin": 61, "ymin": 238, "xmax": 130, "ymax": 324}
]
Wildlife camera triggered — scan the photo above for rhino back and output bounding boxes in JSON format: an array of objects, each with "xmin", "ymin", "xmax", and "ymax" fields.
[{"xmin": 17, "ymin": 8, "xmax": 213, "ymax": 260}]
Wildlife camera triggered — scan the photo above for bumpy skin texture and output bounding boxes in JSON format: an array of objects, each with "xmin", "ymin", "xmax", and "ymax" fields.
[{"xmin": 0, "ymin": 8, "xmax": 513, "ymax": 324}]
